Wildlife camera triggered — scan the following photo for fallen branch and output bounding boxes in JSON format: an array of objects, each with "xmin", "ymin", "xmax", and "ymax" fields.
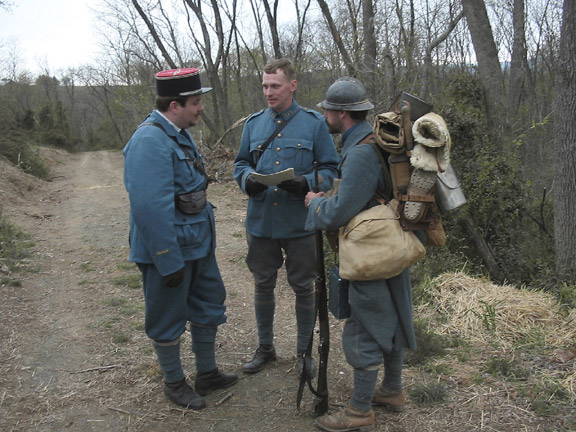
[
  {"xmin": 70, "ymin": 364, "xmax": 121, "ymax": 374},
  {"xmin": 215, "ymin": 392, "xmax": 233, "ymax": 406}
]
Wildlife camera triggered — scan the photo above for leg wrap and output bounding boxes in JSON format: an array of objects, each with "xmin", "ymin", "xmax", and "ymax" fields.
[{"xmin": 153, "ymin": 340, "xmax": 184, "ymax": 383}]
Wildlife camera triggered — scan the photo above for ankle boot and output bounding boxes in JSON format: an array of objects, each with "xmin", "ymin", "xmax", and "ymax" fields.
[
  {"xmin": 194, "ymin": 368, "xmax": 239, "ymax": 396},
  {"xmin": 372, "ymin": 388, "xmax": 406, "ymax": 412},
  {"xmin": 243, "ymin": 344, "xmax": 276, "ymax": 374},
  {"xmin": 164, "ymin": 379, "xmax": 206, "ymax": 410},
  {"xmin": 315, "ymin": 404, "xmax": 375, "ymax": 432}
]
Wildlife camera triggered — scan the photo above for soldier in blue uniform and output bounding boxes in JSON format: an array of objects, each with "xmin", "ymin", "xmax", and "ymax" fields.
[
  {"xmin": 123, "ymin": 68, "xmax": 238, "ymax": 410},
  {"xmin": 233, "ymin": 58, "xmax": 339, "ymax": 375},
  {"xmin": 305, "ymin": 78, "xmax": 418, "ymax": 431}
]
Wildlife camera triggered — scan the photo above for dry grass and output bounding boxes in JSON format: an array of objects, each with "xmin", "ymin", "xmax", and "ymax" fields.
[{"xmin": 418, "ymin": 272, "xmax": 576, "ymax": 347}]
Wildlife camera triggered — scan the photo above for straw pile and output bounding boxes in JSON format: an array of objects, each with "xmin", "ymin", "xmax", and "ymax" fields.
[{"xmin": 417, "ymin": 272, "xmax": 576, "ymax": 348}]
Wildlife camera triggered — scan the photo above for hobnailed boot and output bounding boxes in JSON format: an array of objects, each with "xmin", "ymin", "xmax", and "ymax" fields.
[
  {"xmin": 403, "ymin": 168, "xmax": 437, "ymax": 222},
  {"xmin": 194, "ymin": 368, "xmax": 239, "ymax": 396},
  {"xmin": 243, "ymin": 344, "xmax": 276, "ymax": 374},
  {"xmin": 164, "ymin": 378, "xmax": 206, "ymax": 410},
  {"xmin": 372, "ymin": 388, "xmax": 406, "ymax": 412},
  {"xmin": 314, "ymin": 404, "xmax": 375, "ymax": 432}
]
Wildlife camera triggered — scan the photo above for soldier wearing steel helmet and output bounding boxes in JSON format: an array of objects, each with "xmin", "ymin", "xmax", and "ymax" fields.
[
  {"xmin": 305, "ymin": 77, "xmax": 418, "ymax": 432},
  {"xmin": 123, "ymin": 68, "xmax": 238, "ymax": 410}
]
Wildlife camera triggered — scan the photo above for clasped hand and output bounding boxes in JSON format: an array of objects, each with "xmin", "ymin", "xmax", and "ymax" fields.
[{"xmin": 304, "ymin": 191, "xmax": 324, "ymax": 208}]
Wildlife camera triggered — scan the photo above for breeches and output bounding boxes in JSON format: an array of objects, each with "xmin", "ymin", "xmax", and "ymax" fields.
[
  {"xmin": 245, "ymin": 234, "xmax": 316, "ymax": 296},
  {"xmin": 138, "ymin": 250, "xmax": 227, "ymax": 343}
]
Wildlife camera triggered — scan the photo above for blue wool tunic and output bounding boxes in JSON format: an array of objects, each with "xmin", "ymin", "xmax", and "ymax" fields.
[{"xmin": 234, "ymin": 100, "xmax": 339, "ymax": 239}]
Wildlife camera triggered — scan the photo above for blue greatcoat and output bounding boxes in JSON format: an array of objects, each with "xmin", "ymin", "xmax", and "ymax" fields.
[
  {"xmin": 234, "ymin": 100, "xmax": 339, "ymax": 239},
  {"xmin": 124, "ymin": 110, "xmax": 226, "ymax": 340},
  {"xmin": 305, "ymin": 121, "xmax": 417, "ymax": 358}
]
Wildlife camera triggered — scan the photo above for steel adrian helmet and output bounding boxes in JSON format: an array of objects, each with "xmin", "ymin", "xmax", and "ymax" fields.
[{"xmin": 317, "ymin": 77, "xmax": 374, "ymax": 111}]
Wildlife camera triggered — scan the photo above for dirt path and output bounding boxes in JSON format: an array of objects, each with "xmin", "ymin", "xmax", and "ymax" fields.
[
  {"xmin": 0, "ymin": 149, "xmax": 573, "ymax": 431},
  {"xmin": 0, "ymin": 149, "xmax": 344, "ymax": 432}
]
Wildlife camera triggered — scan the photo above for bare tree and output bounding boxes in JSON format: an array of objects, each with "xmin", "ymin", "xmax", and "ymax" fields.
[
  {"xmin": 183, "ymin": 0, "xmax": 235, "ymax": 138},
  {"xmin": 262, "ymin": 0, "xmax": 282, "ymax": 58},
  {"xmin": 507, "ymin": 0, "xmax": 531, "ymax": 119},
  {"xmin": 131, "ymin": 0, "xmax": 177, "ymax": 68},
  {"xmin": 362, "ymin": 0, "xmax": 377, "ymax": 97},
  {"xmin": 316, "ymin": 0, "xmax": 356, "ymax": 75},
  {"xmin": 553, "ymin": 0, "xmax": 576, "ymax": 282},
  {"xmin": 460, "ymin": 0, "xmax": 506, "ymax": 130},
  {"xmin": 420, "ymin": 8, "xmax": 465, "ymax": 100}
]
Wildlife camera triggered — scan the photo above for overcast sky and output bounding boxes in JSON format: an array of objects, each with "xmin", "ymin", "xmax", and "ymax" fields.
[
  {"xmin": 1, "ymin": 0, "xmax": 301, "ymax": 77},
  {"xmin": 0, "ymin": 0, "xmax": 99, "ymax": 74}
]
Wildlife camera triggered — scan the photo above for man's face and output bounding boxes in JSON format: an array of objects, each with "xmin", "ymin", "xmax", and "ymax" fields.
[
  {"xmin": 323, "ymin": 110, "xmax": 344, "ymax": 134},
  {"xmin": 262, "ymin": 69, "xmax": 297, "ymax": 113},
  {"xmin": 173, "ymin": 95, "xmax": 204, "ymax": 129}
]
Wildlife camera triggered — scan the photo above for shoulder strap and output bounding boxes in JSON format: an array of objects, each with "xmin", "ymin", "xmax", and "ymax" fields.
[
  {"xmin": 138, "ymin": 121, "xmax": 208, "ymax": 180},
  {"xmin": 357, "ymin": 133, "xmax": 394, "ymax": 202},
  {"xmin": 255, "ymin": 107, "xmax": 302, "ymax": 165}
]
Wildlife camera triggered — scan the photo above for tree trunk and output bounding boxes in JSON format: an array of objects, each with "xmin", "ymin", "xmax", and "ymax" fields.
[
  {"xmin": 316, "ymin": 0, "xmax": 355, "ymax": 76},
  {"xmin": 553, "ymin": 0, "xmax": 576, "ymax": 282},
  {"xmin": 362, "ymin": 0, "xmax": 377, "ymax": 97},
  {"xmin": 507, "ymin": 0, "xmax": 528, "ymax": 119},
  {"xmin": 263, "ymin": 0, "xmax": 282, "ymax": 59},
  {"xmin": 460, "ymin": 0, "xmax": 506, "ymax": 130},
  {"xmin": 463, "ymin": 217, "xmax": 506, "ymax": 283},
  {"xmin": 131, "ymin": 0, "xmax": 176, "ymax": 69}
]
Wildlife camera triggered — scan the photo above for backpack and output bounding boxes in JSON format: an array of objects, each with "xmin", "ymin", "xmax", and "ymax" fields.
[{"xmin": 372, "ymin": 93, "xmax": 453, "ymax": 246}]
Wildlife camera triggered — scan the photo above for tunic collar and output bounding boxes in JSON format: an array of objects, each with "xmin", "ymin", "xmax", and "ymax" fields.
[
  {"xmin": 155, "ymin": 109, "xmax": 182, "ymax": 133},
  {"xmin": 269, "ymin": 100, "xmax": 301, "ymax": 121},
  {"xmin": 341, "ymin": 121, "xmax": 374, "ymax": 158}
]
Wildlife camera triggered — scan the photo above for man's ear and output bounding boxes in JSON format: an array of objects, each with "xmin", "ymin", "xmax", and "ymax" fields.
[
  {"xmin": 290, "ymin": 79, "xmax": 298, "ymax": 92},
  {"xmin": 168, "ymin": 100, "xmax": 182, "ymax": 115}
]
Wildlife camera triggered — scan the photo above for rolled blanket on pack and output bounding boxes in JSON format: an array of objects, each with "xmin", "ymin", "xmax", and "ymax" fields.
[{"xmin": 410, "ymin": 112, "xmax": 451, "ymax": 172}]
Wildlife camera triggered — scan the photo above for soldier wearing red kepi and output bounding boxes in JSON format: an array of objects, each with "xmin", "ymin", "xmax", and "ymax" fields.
[{"xmin": 123, "ymin": 68, "xmax": 238, "ymax": 410}]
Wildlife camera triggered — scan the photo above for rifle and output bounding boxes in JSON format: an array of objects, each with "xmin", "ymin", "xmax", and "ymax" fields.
[{"xmin": 296, "ymin": 162, "xmax": 330, "ymax": 416}]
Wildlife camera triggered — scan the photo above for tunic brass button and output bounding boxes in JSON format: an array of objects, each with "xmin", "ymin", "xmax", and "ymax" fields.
[
  {"xmin": 275, "ymin": 161, "xmax": 280, "ymax": 165},
  {"xmin": 274, "ymin": 188, "xmax": 279, "ymax": 193},
  {"xmin": 257, "ymin": 145, "xmax": 262, "ymax": 149},
  {"xmin": 277, "ymin": 133, "xmax": 282, "ymax": 138},
  {"xmin": 297, "ymin": 143, "xmax": 302, "ymax": 147},
  {"xmin": 277, "ymin": 120, "xmax": 282, "ymax": 124},
  {"xmin": 276, "ymin": 147, "xmax": 281, "ymax": 151},
  {"xmin": 274, "ymin": 202, "xmax": 278, "ymax": 206}
]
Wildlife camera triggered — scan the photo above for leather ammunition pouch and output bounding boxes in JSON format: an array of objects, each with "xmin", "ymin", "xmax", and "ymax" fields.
[{"xmin": 176, "ymin": 190, "xmax": 207, "ymax": 214}]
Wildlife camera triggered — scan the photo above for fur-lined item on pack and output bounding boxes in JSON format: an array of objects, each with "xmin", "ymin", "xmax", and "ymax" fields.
[{"xmin": 410, "ymin": 112, "xmax": 451, "ymax": 172}]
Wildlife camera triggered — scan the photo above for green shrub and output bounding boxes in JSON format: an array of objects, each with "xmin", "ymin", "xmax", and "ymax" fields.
[
  {"xmin": 0, "ymin": 213, "xmax": 35, "ymax": 271},
  {"xmin": 405, "ymin": 319, "xmax": 450, "ymax": 366},
  {"xmin": 0, "ymin": 132, "xmax": 50, "ymax": 179},
  {"xmin": 484, "ymin": 356, "xmax": 530, "ymax": 381}
]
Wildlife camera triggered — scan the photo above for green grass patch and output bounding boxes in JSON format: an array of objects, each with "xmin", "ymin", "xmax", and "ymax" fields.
[
  {"xmin": 116, "ymin": 261, "xmax": 137, "ymax": 271},
  {"xmin": 103, "ymin": 297, "xmax": 128, "ymax": 307},
  {"xmin": 110, "ymin": 274, "xmax": 141, "ymax": 289},
  {"xmin": 79, "ymin": 261, "xmax": 96, "ymax": 272},
  {"xmin": 484, "ymin": 356, "xmax": 530, "ymax": 381},
  {"xmin": 409, "ymin": 381, "xmax": 448, "ymax": 405},
  {"xmin": 0, "ymin": 214, "xmax": 36, "ymax": 272},
  {"xmin": 112, "ymin": 332, "xmax": 131, "ymax": 344},
  {"xmin": 405, "ymin": 319, "xmax": 450, "ymax": 365}
]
